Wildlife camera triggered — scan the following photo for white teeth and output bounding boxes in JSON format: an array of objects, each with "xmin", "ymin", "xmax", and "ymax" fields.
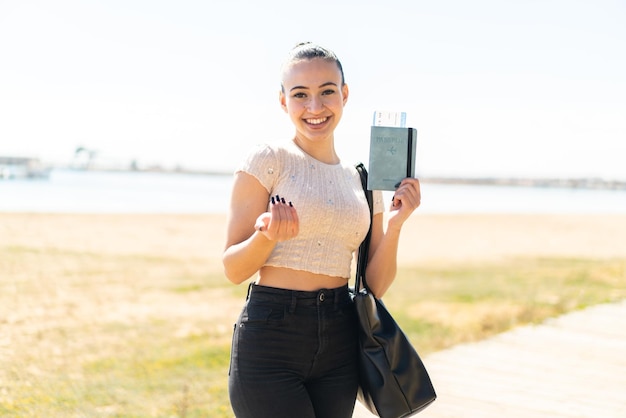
[{"xmin": 307, "ymin": 117, "xmax": 327, "ymax": 125}]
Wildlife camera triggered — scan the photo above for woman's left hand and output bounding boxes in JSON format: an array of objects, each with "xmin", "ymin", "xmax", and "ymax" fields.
[{"xmin": 389, "ymin": 177, "xmax": 421, "ymax": 228}]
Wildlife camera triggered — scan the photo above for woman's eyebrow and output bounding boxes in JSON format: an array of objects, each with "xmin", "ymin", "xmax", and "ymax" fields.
[{"xmin": 289, "ymin": 81, "xmax": 338, "ymax": 92}]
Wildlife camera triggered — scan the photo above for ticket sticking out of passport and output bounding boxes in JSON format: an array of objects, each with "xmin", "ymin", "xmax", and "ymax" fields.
[{"xmin": 372, "ymin": 110, "xmax": 407, "ymax": 128}]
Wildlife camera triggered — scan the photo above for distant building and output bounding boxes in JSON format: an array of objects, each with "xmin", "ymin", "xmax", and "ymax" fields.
[{"xmin": 0, "ymin": 156, "xmax": 51, "ymax": 179}]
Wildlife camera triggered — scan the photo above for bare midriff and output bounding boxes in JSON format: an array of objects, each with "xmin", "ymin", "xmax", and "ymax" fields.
[{"xmin": 257, "ymin": 266, "xmax": 349, "ymax": 291}]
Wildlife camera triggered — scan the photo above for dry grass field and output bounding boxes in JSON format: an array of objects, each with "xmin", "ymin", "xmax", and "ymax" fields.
[{"xmin": 1, "ymin": 212, "xmax": 625, "ymax": 417}]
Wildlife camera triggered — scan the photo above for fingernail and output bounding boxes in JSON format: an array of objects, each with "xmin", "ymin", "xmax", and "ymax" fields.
[
  {"xmin": 275, "ymin": 194, "xmax": 280, "ymax": 201},
  {"xmin": 281, "ymin": 197, "xmax": 286, "ymax": 204},
  {"xmin": 289, "ymin": 201, "xmax": 293, "ymax": 207},
  {"xmin": 394, "ymin": 182, "xmax": 401, "ymax": 189},
  {"xmin": 271, "ymin": 196, "xmax": 276, "ymax": 204}
]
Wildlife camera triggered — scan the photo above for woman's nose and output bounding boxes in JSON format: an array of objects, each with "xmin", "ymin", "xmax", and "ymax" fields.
[{"xmin": 307, "ymin": 96, "xmax": 324, "ymax": 113}]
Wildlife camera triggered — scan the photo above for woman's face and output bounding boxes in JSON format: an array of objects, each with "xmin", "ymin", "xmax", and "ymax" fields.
[{"xmin": 280, "ymin": 58, "xmax": 349, "ymax": 145}]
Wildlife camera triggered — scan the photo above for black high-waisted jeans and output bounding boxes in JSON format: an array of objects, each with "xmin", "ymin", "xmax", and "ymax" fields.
[{"xmin": 228, "ymin": 283, "xmax": 359, "ymax": 418}]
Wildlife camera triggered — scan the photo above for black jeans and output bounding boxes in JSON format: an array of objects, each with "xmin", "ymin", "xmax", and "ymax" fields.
[{"xmin": 228, "ymin": 283, "xmax": 359, "ymax": 418}]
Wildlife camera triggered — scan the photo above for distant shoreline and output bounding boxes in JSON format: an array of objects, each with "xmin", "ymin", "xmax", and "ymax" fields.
[
  {"xmin": 421, "ymin": 176, "xmax": 626, "ymax": 191},
  {"xmin": 2, "ymin": 161, "xmax": 625, "ymax": 191},
  {"xmin": 54, "ymin": 166, "xmax": 626, "ymax": 191}
]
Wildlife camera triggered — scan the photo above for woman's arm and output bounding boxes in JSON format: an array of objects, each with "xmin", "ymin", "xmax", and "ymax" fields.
[
  {"xmin": 364, "ymin": 178, "xmax": 421, "ymax": 298},
  {"xmin": 222, "ymin": 172, "xmax": 299, "ymax": 284}
]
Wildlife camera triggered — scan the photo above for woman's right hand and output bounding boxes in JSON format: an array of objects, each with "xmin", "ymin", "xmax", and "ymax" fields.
[{"xmin": 255, "ymin": 195, "xmax": 299, "ymax": 242}]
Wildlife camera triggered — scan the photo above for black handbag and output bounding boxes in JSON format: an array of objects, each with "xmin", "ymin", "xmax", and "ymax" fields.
[{"xmin": 352, "ymin": 162, "xmax": 436, "ymax": 418}]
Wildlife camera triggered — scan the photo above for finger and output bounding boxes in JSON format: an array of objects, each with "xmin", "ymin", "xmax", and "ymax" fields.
[
  {"xmin": 397, "ymin": 177, "xmax": 420, "ymax": 193},
  {"xmin": 254, "ymin": 212, "xmax": 271, "ymax": 234},
  {"xmin": 267, "ymin": 201, "xmax": 283, "ymax": 235},
  {"xmin": 273, "ymin": 201, "xmax": 289, "ymax": 236},
  {"xmin": 398, "ymin": 179, "xmax": 421, "ymax": 201},
  {"xmin": 280, "ymin": 202, "xmax": 299, "ymax": 238},
  {"xmin": 288, "ymin": 202, "xmax": 299, "ymax": 236}
]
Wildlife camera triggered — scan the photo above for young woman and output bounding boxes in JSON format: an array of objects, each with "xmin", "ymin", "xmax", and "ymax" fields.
[{"xmin": 223, "ymin": 42, "xmax": 421, "ymax": 418}]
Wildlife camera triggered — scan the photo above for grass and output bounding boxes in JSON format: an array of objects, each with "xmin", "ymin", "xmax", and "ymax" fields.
[
  {"xmin": 1, "ymin": 237, "xmax": 625, "ymax": 416},
  {"xmin": 383, "ymin": 257, "xmax": 626, "ymax": 353}
]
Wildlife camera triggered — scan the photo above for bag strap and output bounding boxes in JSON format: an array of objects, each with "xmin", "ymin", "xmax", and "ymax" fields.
[{"xmin": 355, "ymin": 162, "xmax": 373, "ymax": 293}]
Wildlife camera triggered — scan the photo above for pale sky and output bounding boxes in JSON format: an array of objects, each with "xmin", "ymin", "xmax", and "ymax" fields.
[{"xmin": 1, "ymin": 0, "xmax": 625, "ymax": 179}]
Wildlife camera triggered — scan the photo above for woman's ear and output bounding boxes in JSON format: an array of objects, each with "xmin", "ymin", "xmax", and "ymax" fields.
[
  {"xmin": 279, "ymin": 90, "xmax": 288, "ymax": 113},
  {"xmin": 342, "ymin": 84, "xmax": 349, "ymax": 106}
]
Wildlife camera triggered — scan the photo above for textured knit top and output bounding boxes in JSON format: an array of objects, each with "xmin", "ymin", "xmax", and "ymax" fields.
[{"xmin": 237, "ymin": 141, "xmax": 385, "ymax": 278}]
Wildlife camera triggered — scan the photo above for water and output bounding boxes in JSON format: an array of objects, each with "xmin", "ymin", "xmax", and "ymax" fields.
[
  {"xmin": 0, "ymin": 169, "xmax": 231, "ymax": 214},
  {"xmin": 0, "ymin": 169, "xmax": 624, "ymax": 214},
  {"xmin": 417, "ymin": 183, "xmax": 626, "ymax": 214}
]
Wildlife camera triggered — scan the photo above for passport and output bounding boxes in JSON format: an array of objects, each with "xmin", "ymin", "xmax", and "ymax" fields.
[{"xmin": 367, "ymin": 126, "xmax": 417, "ymax": 191}]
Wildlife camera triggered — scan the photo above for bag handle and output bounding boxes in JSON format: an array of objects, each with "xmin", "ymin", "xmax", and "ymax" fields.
[{"xmin": 355, "ymin": 162, "xmax": 373, "ymax": 293}]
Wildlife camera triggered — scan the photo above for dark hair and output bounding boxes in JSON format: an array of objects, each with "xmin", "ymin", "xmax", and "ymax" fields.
[{"xmin": 280, "ymin": 42, "xmax": 345, "ymax": 92}]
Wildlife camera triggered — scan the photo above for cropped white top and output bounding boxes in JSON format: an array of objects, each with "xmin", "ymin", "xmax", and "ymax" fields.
[{"xmin": 237, "ymin": 141, "xmax": 384, "ymax": 278}]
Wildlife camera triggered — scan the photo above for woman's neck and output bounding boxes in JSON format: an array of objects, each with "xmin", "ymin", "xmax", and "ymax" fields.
[{"xmin": 292, "ymin": 136, "xmax": 340, "ymax": 165}]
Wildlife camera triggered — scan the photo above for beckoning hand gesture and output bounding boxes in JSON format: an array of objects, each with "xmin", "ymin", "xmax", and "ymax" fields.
[{"xmin": 255, "ymin": 194, "xmax": 300, "ymax": 242}]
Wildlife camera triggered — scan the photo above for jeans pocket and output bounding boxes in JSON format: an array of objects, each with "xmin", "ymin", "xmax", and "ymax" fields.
[
  {"xmin": 241, "ymin": 303, "xmax": 285, "ymax": 326},
  {"xmin": 228, "ymin": 322, "xmax": 236, "ymax": 376}
]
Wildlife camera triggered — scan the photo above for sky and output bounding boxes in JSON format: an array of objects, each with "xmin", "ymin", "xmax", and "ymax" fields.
[{"xmin": 1, "ymin": 0, "xmax": 625, "ymax": 180}]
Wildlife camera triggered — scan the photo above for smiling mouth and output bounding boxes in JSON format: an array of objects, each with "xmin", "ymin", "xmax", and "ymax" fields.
[{"xmin": 306, "ymin": 117, "xmax": 328, "ymax": 125}]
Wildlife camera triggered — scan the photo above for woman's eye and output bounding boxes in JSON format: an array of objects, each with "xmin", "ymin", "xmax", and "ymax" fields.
[
  {"xmin": 322, "ymin": 89, "xmax": 335, "ymax": 95},
  {"xmin": 292, "ymin": 92, "xmax": 307, "ymax": 99}
]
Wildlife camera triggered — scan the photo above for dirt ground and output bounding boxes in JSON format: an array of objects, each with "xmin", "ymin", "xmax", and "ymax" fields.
[{"xmin": 3, "ymin": 212, "xmax": 626, "ymax": 267}]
